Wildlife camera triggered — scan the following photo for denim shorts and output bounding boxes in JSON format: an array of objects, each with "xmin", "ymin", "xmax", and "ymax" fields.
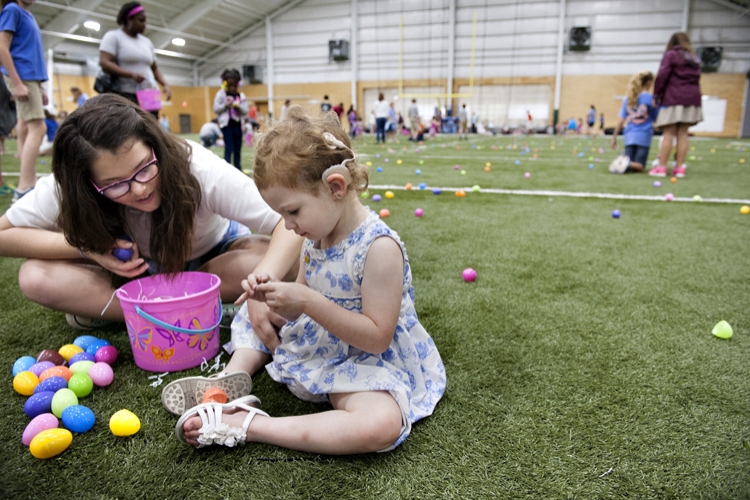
[
  {"xmin": 624, "ymin": 144, "xmax": 650, "ymax": 167},
  {"xmin": 148, "ymin": 220, "xmax": 251, "ymax": 274}
]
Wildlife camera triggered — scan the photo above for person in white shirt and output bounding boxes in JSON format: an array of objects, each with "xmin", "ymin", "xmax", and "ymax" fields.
[
  {"xmin": 0, "ymin": 94, "xmax": 302, "ymax": 335},
  {"xmin": 199, "ymin": 119, "xmax": 222, "ymax": 148},
  {"xmin": 372, "ymin": 92, "xmax": 389, "ymax": 144},
  {"xmin": 407, "ymin": 99, "xmax": 420, "ymax": 141}
]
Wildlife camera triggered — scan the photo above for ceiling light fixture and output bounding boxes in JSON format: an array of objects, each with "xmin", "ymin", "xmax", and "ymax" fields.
[
  {"xmin": 83, "ymin": 21, "xmax": 100, "ymax": 31},
  {"xmin": 172, "ymin": 38, "xmax": 186, "ymax": 47}
]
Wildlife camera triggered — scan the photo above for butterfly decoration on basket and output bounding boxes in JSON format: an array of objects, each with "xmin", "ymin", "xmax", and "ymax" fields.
[
  {"xmin": 151, "ymin": 346, "xmax": 175, "ymax": 361},
  {"xmin": 127, "ymin": 324, "xmax": 152, "ymax": 351},
  {"xmin": 185, "ymin": 317, "xmax": 215, "ymax": 351}
]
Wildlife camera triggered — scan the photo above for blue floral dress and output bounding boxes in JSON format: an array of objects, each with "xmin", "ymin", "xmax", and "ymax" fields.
[{"xmin": 225, "ymin": 210, "xmax": 446, "ymax": 450}]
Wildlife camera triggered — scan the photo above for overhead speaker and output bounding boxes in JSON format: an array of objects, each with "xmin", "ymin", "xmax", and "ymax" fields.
[
  {"xmin": 569, "ymin": 27, "xmax": 591, "ymax": 52},
  {"xmin": 242, "ymin": 65, "xmax": 262, "ymax": 84},
  {"xmin": 698, "ymin": 47, "xmax": 722, "ymax": 73},
  {"xmin": 328, "ymin": 39, "xmax": 350, "ymax": 61}
]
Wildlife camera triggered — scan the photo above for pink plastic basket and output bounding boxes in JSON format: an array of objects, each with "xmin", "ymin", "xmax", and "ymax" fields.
[
  {"xmin": 136, "ymin": 88, "xmax": 162, "ymax": 111},
  {"xmin": 116, "ymin": 272, "xmax": 222, "ymax": 372}
]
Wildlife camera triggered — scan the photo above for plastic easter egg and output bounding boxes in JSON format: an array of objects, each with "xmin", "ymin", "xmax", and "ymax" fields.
[
  {"xmin": 30, "ymin": 428, "xmax": 72, "ymax": 459},
  {"xmin": 40, "ymin": 365, "xmax": 73, "ymax": 382},
  {"xmin": 472, "ymin": 185, "xmax": 480, "ymax": 192},
  {"xmin": 68, "ymin": 352, "xmax": 95, "ymax": 365},
  {"xmin": 376, "ymin": 167, "xmax": 383, "ymax": 173},
  {"xmin": 365, "ymin": 161, "xmax": 372, "ymax": 167},
  {"xmin": 405, "ymin": 183, "xmax": 413, "ymax": 190},
  {"xmin": 58, "ymin": 344, "xmax": 83, "ymax": 361},
  {"xmin": 112, "ymin": 247, "xmax": 133, "ymax": 261},
  {"xmin": 34, "ymin": 376, "xmax": 68, "ymax": 395},
  {"xmin": 432, "ymin": 188, "xmax": 441, "ymax": 195},
  {"xmin": 415, "ymin": 169, "xmax": 421, "ymax": 175},
  {"xmin": 375, "ymin": 153, "xmax": 380, "ymax": 159},
  {"xmin": 419, "ymin": 183, "xmax": 427, "ymax": 190},
  {"xmin": 73, "ymin": 335, "xmax": 100, "ymax": 350},
  {"xmin": 384, "ymin": 158, "xmax": 389, "ymax": 163},
  {"xmin": 693, "ymin": 195, "xmax": 702, "ymax": 202},
  {"xmin": 665, "ymin": 193, "xmax": 674, "ymax": 201},
  {"xmin": 13, "ymin": 371, "xmax": 40, "ymax": 396},
  {"xmin": 419, "ymin": 160, "xmax": 424, "ymax": 165},
  {"xmin": 454, "ymin": 165, "xmax": 460, "ymax": 170},
  {"xmin": 515, "ymin": 160, "xmax": 520, "ymax": 165},
  {"xmin": 201, "ymin": 387, "xmax": 228, "ymax": 404},
  {"xmin": 51, "ymin": 388, "xmax": 78, "ymax": 418},
  {"xmin": 110, "ymin": 409, "xmax": 141, "ymax": 436},
  {"xmin": 484, "ymin": 166, "xmax": 491, "ymax": 172},
  {"xmin": 456, "ymin": 190, "xmax": 466, "ymax": 197},
  {"xmin": 588, "ymin": 164, "xmax": 594, "ymax": 169},
  {"xmin": 23, "ymin": 414, "xmax": 58, "ymax": 446},
  {"xmin": 24, "ymin": 391, "xmax": 56, "ymax": 418},
  {"xmin": 397, "ymin": 159, "xmax": 402, "ymax": 165},
  {"xmin": 612, "ymin": 210, "xmax": 621, "ymax": 219},
  {"xmin": 378, "ymin": 209, "xmax": 390, "ymax": 218},
  {"xmin": 13, "ymin": 356, "xmax": 36, "ymax": 376},
  {"xmin": 460, "ymin": 170, "xmax": 466, "ymax": 175},
  {"xmin": 670, "ymin": 177, "xmax": 677, "ymax": 183},
  {"xmin": 88, "ymin": 362, "xmax": 114, "ymax": 387},
  {"xmin": 29, "ymin": 361, "xmax": 55, "ymax": 377},
  {"xmin": 462, "ymin": 268, "xmax": 477, "ymax": 282},
  {"xmin": 740, "ymin": 206, "xmax": 750, "ymax": 215},
  {"xmin": 485, "ymin": 162, "xmax": 491, "ymax": 168},
  {"xmin": 85, "ymin": 339, "xmax": 110, "ymax": 355},
  {"xmin": 712, "ymin": 320, "xmax": 733, "ymax": 339},
  {"xmin": 360, "ymin": 191, "xmax": 369, "ymax": 199},
  {"xmin": 69, "ymin": 360, "xmax": 95, "ymax": 375},
  {"xmin": 67, "ymin": 373, "xmax": 94, "ymax": 398},
  {"xmin": 384, "ymin": 191, "xmax": 395, "ymax": 199},
  {"xmin": 414, "ymin": 208, "xmax": 424, "ymax": 217},
  {"xmin": 95, "ymin": 345, "xmax": 118, "ymax": 365},
  {"xmin": 36, "ymin": 349, "xmax": 65, "ymax": 366},
  {"xmin": 653, "ymin": 181, "xmax": 661, "ymax": 188},
  {"xmin": 524, "ymin": 172, "xmax": 531, "ymax": 178},
  {"xmin": 62, "ymin": 405, "xmax": 96, "ymax": 433},
  {"xmin": 371, "ymin": 194, "xmax": 382, "ymax": 202}
]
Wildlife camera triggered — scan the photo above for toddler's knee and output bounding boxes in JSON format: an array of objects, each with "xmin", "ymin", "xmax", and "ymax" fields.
[
  {"xmin": 363, "ymin": 408, "xmax": 403, "ymax": 452},
  {"xmin": 18, "ymin": 260, "xmax": 53, "ymax": 304}
]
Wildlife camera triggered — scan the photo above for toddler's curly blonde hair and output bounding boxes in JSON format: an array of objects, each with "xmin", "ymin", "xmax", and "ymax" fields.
[{"xmin": 254, "ymin": 105, "xmax": 369, "ymax": 194}]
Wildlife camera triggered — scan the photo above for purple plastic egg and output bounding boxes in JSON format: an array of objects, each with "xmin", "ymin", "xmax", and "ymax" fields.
[
  {"xmin": 112, "ymin": 247, "xmax": 133, "ymax": 261},
  {"xmin": 24, "ymin": 391, "xmax": 56, "ymax": 418},
  {"xmin": 23, "ymin": 413, "xmax": 59, "ymax": 446},
  {"xmin": 34, "ymin": 376, "xmax": 68, "ymax": 394},
  {"xmin": 68, "ymin": 352, "xmax": 96, "ymax": 365},
  {"xmin": 88, "ymin": 362, "xmax": 114, "ymax": 387},
  {"xmin": 95, "ymin": 345, "xmax": 118, "ymax": 365},
  {"xmin": 29, "ymin": 361, "xmax": 55, "ymax": 377}
]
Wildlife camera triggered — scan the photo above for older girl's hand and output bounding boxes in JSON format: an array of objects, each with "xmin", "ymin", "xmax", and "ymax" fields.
[{"xmin": 82, "ymin": 241, "xmax": 149, "ymax": 278}]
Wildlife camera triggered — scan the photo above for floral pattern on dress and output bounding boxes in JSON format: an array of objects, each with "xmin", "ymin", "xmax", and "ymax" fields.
[{"xmin": 225, "ymin": 210, "xmax": 446, "ymax": 450}]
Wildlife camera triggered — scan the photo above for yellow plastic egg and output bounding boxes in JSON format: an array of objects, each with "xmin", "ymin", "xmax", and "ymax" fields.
[
  {"xmin": 110, "ymin": 409, "xmax": 141, "ymax": 436},
  {"xmin": 384, "ymin": 191, "xmax": 395, "ymax": 199},
  {"xmin": 13, "ymin": 371, "xmax": 39, "ymax": 396},
  {"xmin": 396, "ymin": 159, "xmax": 402, "ymax": 165},
  {"xmin": 29, "ymin": 428, "xmax": 72, "ymax": 459},
  {"xmin": 58, "ymin": 344, "xmax": 83, "ymax": 361},
  {"xmin": 485, "ymin": 162, "xmax": 491, "ymax": 168},
  {"xmin": 741, "ymin": 205, "xmax": 750, "ymax": 215},
  {"xmin": 366, "ymin": 161, "xmax": 372, "ymax": 167}
]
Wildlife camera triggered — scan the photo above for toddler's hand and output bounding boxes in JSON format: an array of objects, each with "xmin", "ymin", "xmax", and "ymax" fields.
[
  {"xmin": 246, "ymin": 300, "xmax": 285, "ymax": 352},
  {"xmin": 235, "ymin": 273, "xmax": 273, "ymax": 304},
  {"xmin": 255, "ymin": 282, "xmax": 309, "ymax": 318}
]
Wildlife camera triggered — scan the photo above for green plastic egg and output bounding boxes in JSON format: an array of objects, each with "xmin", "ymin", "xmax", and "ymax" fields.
[
  {"xmin": 67, "ymin": 373, "xmax": 94, "ymax": 398},
  {"xmin": 51, "ymin": 388, "xmax": 78, "ymax": 418},
  {"xmin": 69, "ymin": 360, "xmax": 95, "ymax": 375}
]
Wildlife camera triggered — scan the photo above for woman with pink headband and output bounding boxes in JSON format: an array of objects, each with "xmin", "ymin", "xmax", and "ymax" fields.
[{"xmin": 98, "ymin": 2, "xmax": 171, "ymax": 116}]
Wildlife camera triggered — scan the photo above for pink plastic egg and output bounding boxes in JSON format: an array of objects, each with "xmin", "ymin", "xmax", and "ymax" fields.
[
  {"xmin": 462, "ymin": 268, "xmax": 477, "ymax": 282},
  {"xmin": 415, "ymin": 208, "xmax": 424, "ymax": 217},
  {"xmin": 23, "ymin": 413, "xmax": 59, "ymax": 446},
  {"xmin": 88, "ymin": 362, "xmax": 114, "ymax": 387},
  {"xmin": 95, "ymin": 345, "xmax": 118, "ymax": 365},
  {"xmin": 665, "ymin": 193, "xmax": 674, "ymax": 201}
]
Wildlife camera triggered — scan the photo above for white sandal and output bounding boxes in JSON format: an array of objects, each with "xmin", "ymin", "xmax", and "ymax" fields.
[
  {"xmin": 161, "ymin": 371, "xmax": 253, "ymax": 416},
  {"xmin": 175, "ymin": 395, "xmax": 268, "ymax": 448}
]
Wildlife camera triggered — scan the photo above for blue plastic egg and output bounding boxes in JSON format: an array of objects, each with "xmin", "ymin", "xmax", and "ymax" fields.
[
  {"xmin": 34, "ymin": 376, "xmax": 68, "ymax": 395},
  {"xmin": 515, "ymin": 160, "xmax": 520, "ymax": 165},
  {"xmin": 61, "ymin": 405, "xmax": 95, "ymax": 433},
  {"xmin": 13, "ymin": 356, "xmax": 36, "ymax": 376},
  {"xmin": 85, "ymin": 339, "xmax": 110, "ymax": 355},
  {"xmin": 68, "ymin": 352, "xmax": 95, "ymax": 365},
  {"xmin": 419, "ymin": 183, "xmax": 427, "ymax": 190},
  {"xmin": 432, "ymin": 188, "xmax": 442, "ymax": 195},
  {"xmin": 376, "ymin": 167, "xmax": 383, "ymax": 173},
  {"xmin": 112, "ymin": 247, "xmax": 133, "ymax": 261},
  {"xmin": 415, "ymin": 169, "xmax": 421, "ymax": 175},
  {"xmin": 24, "ymin": 391, "xmax": 56, "ymax": 418},
  {"xmin": 73, "ymin": 335, "xmax": 99, "ymax": 350}
]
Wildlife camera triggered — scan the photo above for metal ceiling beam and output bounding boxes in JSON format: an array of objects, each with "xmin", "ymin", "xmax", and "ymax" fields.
[
  {"xmin": 40, "ymin": 0, "xmax": 107, "ymax": 50},
  {"xmin": 706, "ymin": 0, "xmax": 750, "ymax": 16},
  {"xmin": 148, "ymin": 0, "xmax": 223, "ymax": 49},
  {"xmin": 196, "ymin": 0, "xmax": 308, "ymax": 68}
]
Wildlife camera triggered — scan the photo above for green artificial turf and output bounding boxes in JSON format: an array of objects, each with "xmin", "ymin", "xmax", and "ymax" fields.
[{"xmin": 1, "ymin": 134, "xmax": 748, "ymax": 499}]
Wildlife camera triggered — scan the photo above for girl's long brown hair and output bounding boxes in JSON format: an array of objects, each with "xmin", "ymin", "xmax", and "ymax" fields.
[
  {"xmin": 666, "ymin": 32, "xmax": 696, "ymax": 58},
  {"xmin": 53, "ymin": 93, "xmax": 201, "ymax": 276}
]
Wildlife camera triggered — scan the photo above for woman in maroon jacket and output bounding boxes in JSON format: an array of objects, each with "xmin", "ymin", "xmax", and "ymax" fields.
[{"xmin": 651, "ymin": 32, "xmax": 702, "ymax": 178}]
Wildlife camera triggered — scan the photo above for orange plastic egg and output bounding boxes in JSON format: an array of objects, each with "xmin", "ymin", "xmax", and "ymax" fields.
[
  {"xmin": 405, "ymin": 183, "xmax": 413, "ymax": 190},
  {"xmin": 202, "ymin": 387, "xmax": 228, "ymax": 404},
  {"xmin": 379, "ymin": 209, "xmax": 390, "ymax": 218},
  {"xmin": 39, "ymin": 366, "xmax": 73, "ymax": 382},
  {"xmin": 455, "ymin": 190, "xmax": 466, "ymax": 197}
]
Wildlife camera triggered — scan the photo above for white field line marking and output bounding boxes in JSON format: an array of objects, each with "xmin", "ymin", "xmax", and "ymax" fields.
[{"xmin": 369, "ymin": 184, "xmax": 750, "ymax": 204}]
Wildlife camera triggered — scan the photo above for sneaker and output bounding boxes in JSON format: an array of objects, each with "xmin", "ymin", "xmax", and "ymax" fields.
[
  {"xmin": 608, "ymin": 155, "xmax": 629, "ymax": 174},
  {"xmin": 648, "ymin": 166, "xmax": 668, "ymax": 177},
  {"xmin": 65, "ymin": 313, "xmax": 114, "ymax": 330},
  {"xmin": 672, "ymin": 165, "xmax": 686, "ymax": 178},
  {"xmin": 11, "ymin": 186, "xmax": 33, "ymax": 204},
  {"xmin": 0, "ymin": 184, "xmax": 13, "ymax": 196},
  {"xmin": 161, "ymin": 371, "xmax": 253, "ymax": 416}
]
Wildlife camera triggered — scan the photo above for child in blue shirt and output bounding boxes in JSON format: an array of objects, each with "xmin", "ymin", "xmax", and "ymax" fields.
[{"xmin": 610, "ymin": 71, "xmax": 656, "ymax": 173}]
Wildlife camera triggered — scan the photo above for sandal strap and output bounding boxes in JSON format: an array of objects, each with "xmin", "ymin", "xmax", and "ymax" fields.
[{"xmin": 194, "ymin": 402, "xmax": 269, "ymax": 448}]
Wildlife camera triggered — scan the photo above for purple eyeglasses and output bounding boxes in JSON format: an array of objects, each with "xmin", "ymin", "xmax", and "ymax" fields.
[{"xmin": 90, "ymin": 148, "xmax": 160, "ymax": 199}]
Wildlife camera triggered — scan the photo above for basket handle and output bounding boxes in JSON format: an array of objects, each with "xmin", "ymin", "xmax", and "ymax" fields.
[{"xmin": 134, "ymin": 302, "xmax": 222, "ymax": 334}]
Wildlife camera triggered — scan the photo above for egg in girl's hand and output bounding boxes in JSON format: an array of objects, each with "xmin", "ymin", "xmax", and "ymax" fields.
[
  {"xmin": 29, "ymin": 428, "xmax": 72, "ymax": 459},
  {"xmin": 23, "ymin": 413, "xmax": 59, "ymax": 446}
]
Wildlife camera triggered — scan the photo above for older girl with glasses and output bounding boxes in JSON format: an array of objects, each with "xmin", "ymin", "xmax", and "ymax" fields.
[{"xmin": 0, "ymin": 94, "xmax": 302, "ymax": 337}]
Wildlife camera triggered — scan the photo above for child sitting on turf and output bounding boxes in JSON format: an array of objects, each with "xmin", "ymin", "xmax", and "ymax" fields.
[
  {"xmin": 175, "ymin": 105, "xmax": 446, "ymax": 454},
  {"xmin": 609, "ymin": 71, "xmax": 656, "ymax": 174}
]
